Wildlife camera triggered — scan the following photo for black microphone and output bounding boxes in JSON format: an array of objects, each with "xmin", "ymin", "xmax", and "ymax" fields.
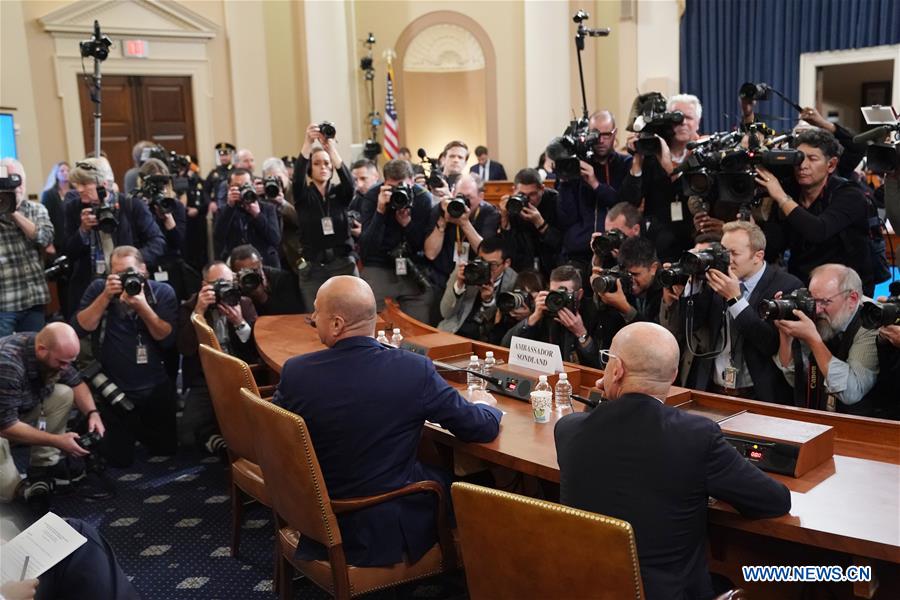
[
  {"xmin": 94, "ymin": 19, "xmax": 101, "ymax": 39},
  {"xmin": 417, "ymin": 148, "xmax": 428, "ymax": 160},
  {"xmin": 570, "ymin": 393, "xmax": 600, "ymax": 409},
  {"xmin": 432, "ymin": 359, "xmax": 504, "ymax": 390},
  {"xmin": 852, "ymin": 125, "xmax": 893, "ymax": 145}
]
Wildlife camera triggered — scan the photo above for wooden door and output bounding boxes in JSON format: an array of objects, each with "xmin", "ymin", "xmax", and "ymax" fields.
[{"xmin": 78, "ymin": 75, "xmax": 197, "ymax": 183}]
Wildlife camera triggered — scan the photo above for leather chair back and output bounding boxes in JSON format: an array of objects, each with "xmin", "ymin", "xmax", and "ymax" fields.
[
  {"xmin": 240, "ymin": 387, "xmax": 343, "ymax": 550},
  {"xmin": 451, "ymin": 482, "xmax": 645, "ymax": 600},
  {"xmin": 198, "ymin": 344, "xmax": 261, "ymax": 462},
  {"xmin": 191, "ymin": 312, "xmax": 222, "ymax": 352}
]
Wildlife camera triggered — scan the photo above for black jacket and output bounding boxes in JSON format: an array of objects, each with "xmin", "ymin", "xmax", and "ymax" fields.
[
  {"xmin": 498, "ymin": 188, "xmax": 562, "ymax": 278},
  {"xmin": 556, "ymin": 393, "xmax": 791, "ymax": 600}
]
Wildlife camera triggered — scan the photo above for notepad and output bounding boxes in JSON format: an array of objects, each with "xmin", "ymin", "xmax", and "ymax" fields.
[{"xmin": 1, "ymin": 512, "xmax": 87, "ymax": 582}]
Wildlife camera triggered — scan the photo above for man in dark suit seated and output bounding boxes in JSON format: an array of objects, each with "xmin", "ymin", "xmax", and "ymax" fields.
[
  {"xmin": 555, "ymin": 322, "xmax": 791, "ymax": 600},
  {"xmin": 274, "ymin": 276, "xmax": 503, "ymax": 567}
]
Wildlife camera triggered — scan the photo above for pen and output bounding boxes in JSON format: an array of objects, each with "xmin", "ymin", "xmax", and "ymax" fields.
[{"xmin": 20, "ymin": 555, "xmax": 30, "ymax": 580}]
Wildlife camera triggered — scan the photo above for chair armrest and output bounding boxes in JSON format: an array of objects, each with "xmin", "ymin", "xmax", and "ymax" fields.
[{"xmin": 332, "ymin": 480, "xmax": 455, "ymax": 568}]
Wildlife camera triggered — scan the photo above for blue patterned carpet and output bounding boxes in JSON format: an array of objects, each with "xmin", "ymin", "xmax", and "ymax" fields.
[{"xmin": 32, "ymin": 448, "xmax": 462, "ymax": 599}]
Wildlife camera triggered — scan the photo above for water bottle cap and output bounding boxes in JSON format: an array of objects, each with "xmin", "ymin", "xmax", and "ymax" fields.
[
  {"xmin": 539, "ymin": 375, "xmax": 548, "ymax": 382},
  {"xmin": 485, "ymin": 351, "xmax": 494, "ymax": 358},
  {"xmin": 392, "ymin": 328, "xmax": 400, "ymax": 333},
  {"xmin": 559, "ymin": 373, "xmax": 568, "ymax": 380},
  {"xmin": 470, "ymin": 355, "xmax": 478, "ymax": 361},
  {"xmin": 377, "ymin": 330, "xmax": 385, "ymax": 336}
]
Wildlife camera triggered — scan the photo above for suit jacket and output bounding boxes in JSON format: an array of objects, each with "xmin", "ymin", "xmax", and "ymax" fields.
[
  {"xmin": 437, "ymin": 267, "xmax": 517, "ymax": 336},
  {"xmin": 470, "ymin": 160, "xmax": 507, "ymax": 182},
  {"xmin": 274, "ymin": 336, "xmax": 502, "ymax": 566},
  {"xmin": 671, "ymin": 265, "xmax": 803, "ymax": 405},
  {"xmin": 555, "ymin": 393, "xmax": 791, "ymax": 600}
]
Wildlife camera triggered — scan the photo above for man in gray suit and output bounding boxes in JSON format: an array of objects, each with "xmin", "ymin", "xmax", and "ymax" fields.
[{"xmin": 438, "ymin": 236, "xmax": 516, "ymax": 340}]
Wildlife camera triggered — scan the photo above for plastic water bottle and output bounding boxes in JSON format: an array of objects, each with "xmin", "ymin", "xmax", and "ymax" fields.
[
  {"xmin": 466, "ymin": 355, "xmax": 481, "ymax": 390},
  {"xmin": 481, "ymin": 351, "xmax": 496, "ymax": 390},
  {"xmin": 554, "ymin": 372, "xmax": 573, "ymax": 414},
  {"xmin": 376, "ymin": 330, "xmax": 389, "ymax": 345},
  {"xmin": 534, "ymin": 375, "xmax": 551, "ymax": 394},
  {"xmin": 390, "ymin": 328, "xmax": 403, "ymax": 347}
]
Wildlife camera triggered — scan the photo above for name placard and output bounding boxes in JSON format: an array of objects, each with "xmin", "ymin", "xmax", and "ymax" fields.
[{"xmin": 508, "ymin": 336, "xmax": 564, "ymax": 374}]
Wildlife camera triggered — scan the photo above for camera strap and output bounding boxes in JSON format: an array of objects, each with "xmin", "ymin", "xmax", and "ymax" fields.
[{"xmin": 683, "ymin": 283, "xmax": 730, "ymax": 359}]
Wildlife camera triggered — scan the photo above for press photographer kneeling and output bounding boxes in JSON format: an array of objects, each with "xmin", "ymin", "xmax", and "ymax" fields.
[
  {"xmin": 502, "ymin": 265, "xmax": 598, "ymax": 366},
  {"xmin": 0, "ymin": 323, "xmax": 104, "ymax": 502},
  {"xmin": 74, "ymin": 246, "xmax": 178, "ymax": 466}
]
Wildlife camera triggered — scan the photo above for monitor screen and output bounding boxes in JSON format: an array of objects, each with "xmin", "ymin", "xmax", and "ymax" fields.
[{"xmin": 0, "ymin": 114, "xmax": 17, "ymax": 159}]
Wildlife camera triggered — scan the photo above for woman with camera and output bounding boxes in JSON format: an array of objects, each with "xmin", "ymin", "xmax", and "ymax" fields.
[{"xmin": 292, "ymin": 122, "xmax": 357, "ymax": 307}]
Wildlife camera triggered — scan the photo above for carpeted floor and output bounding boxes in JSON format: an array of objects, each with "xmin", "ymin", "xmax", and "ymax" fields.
[{"xmin": 15, "ymin": 447, "xmax": 462, "ymax": 599}]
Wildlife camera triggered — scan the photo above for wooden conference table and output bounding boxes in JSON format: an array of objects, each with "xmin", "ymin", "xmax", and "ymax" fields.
[{"xmin": 255, "ymin": 301, "xmax": 899, "ymax": 599}]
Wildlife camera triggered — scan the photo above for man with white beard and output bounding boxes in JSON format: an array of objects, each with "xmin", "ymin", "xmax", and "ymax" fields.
[{"xmin": 773, "ymin": 263, "xmax": 879, "ymax": 415}]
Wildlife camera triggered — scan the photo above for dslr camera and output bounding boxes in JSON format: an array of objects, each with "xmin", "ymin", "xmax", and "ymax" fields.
[
  {"xmin": 546, "ymin": 118, "xmax": 599, "ymax": 181},
  {"xmin": 81, "ymin": 361, "xmax": 134, "ymax": 412},
  {"xmin": 505, "ymin": 192, "xmax": 528, "ymax": 217},
  {"xmin": 591, "ymin": 266, "xmax": 632, "ymax": 295},
  {"xmin": 263, "ymin": 176, "xmax": 282, "ymax": 199},
  {"xmin": 0, "ymin": 167, "xmax": 22, "ymax": 216},
  {"xmin": 90, "ymin": 187, "xmax": 118, "ymax": 234},
  {"xmin": 237, "ymin": 268, "xmax": 263, "ymax": 294},
  {"xmin": 446, "ymin": 194, "xmax": 469, "ymax": 219},
  {"xmin": 463, "ymin": 259, "xmax": 492, "ymax": 286},
  {"xmin": 389, "ymin": 183, "xmax": 413, "ymax": 211},
  {"xmin": 213, "ymin": 279, "xmax": 242, "ymax": 306},
  {"xmin": 545, "ymin": 288, "xmax": 577, "ymax": 316},
  {"xmin": 860, "ymin": 296, "xmax": 900, "ymax": 329},
  {"xmin": 117, "ymin": 268, "xmax": 146, "ymax": 296},
  {"xmin": 626, "ymin": 92, "xmax": 684, "ymax": 157},
  {"xmin": 658, "ymin": 243, "xmax": 730, "ymax": 286},
  {"xmin": 757, "ymin": 288, "xmax": 817, "ymax": 321},
  {"xmin": 238, "ymin": 183, "xmax": 258, "ymax": 206},
  {"xmin": 139, "ymin": 174, "xmax": 177, "ymax": 214},
  {"xmin": 591, "ymin": 229, "xmax": 626, "ymax": 256},
  {"xmin": 44, "ymin": 255, "xmax": 71, "ymax": 281},
  {"xmin": 319, "ymin": 121, "xmax": 337, "ymax": 139},
  {"xmin": 497, "ymin": 289, "xmax": 534, "ymax": 314}
]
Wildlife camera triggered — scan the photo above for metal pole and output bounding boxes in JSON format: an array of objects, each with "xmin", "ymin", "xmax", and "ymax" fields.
[{"xmin": 93, "ymin": 57, "xmax": 102, "ymax": 157}]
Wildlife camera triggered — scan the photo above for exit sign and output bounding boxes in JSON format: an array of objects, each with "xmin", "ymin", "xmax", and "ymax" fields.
[{"xmin": 122, "ymin": 39, "xmax": 149, "ymax": 58}]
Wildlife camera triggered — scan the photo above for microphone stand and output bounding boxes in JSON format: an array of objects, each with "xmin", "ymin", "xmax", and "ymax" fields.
[{"xmin": 572, "ymin": 10, "xmax": 611, "ymax": 123}]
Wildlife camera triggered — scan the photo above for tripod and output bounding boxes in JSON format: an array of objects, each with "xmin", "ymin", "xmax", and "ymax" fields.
[
  {"xmin": 79, "ymin": 20, "xmax": 112, "ymax": 157},
  {"xmin": 572, "ymin": 10, "xmax": 610, "ymax": 123}
]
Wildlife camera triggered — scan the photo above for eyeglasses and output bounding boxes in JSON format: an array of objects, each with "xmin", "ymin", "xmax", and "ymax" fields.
[
  {"xmin": 812, "ymin": 290, "xmax": 851, "ymax": 308},
  {"xmin": 596, "ymin": 131, "xmax": 616, "ymax": 138},
  {"xmin": 599, "ymin": 349, "xmax": 619, "ymax": 368}
]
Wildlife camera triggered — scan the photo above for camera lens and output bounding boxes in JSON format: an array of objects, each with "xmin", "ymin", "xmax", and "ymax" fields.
[
  {"xmin": 498, "ymin": 290, "xmax": 531, "ymax": 313},
  {"xmin": 447, "ymin": 196, "xmax": 467, "ymax": 219},
  {"xmin": 545, "ymin": 289, "xmax": 571, "ymax": 315},
  {"xmin": 319, "ymin": 121, "xmax": 336, "ymax": 139},
  {"xmin": 658, "ymin": 264, "xmax": 689, "ymax": 288},
  {"xmin": 861, "ymin": 301, "xmax": 900, "ymax": 329},
  {"xmin": 238, "ymin": 269, "xmax": 263, "ymax": 293},
  {"xmin": 506, "ymin": 193, "xmax": 527, "ymax": 217}
]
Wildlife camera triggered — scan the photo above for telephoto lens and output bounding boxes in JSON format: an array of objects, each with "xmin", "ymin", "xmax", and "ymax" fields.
[
  {"xmin": 757, "ymin": 288, "xmax": 816, "ymax": 322},
  {"xmin": 591, "ymin": 268, "xmax": 632, "ymax": 295},
  {"xmin": 497, "ymin": 289, "xmax": 534, "ymax": 313},
  {"xmin": 237, "ymin": 268, "xmax": 263, "ymax": 293}
]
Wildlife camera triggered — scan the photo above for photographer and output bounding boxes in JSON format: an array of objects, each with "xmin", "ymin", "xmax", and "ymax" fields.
[
  {"xmin": 137, "ymin": 158, "xmax": 187, "ymax": 267},
  {"xmin": 620, "ymin": 94, "xmax": 703, "ymax": 262},
  {"xmin": 773, "ymin": 264, "xmax": 878, "ymax": 415},
  {"xmin": 497, "ymin": 168, "xmax": 562, "ymax": 279},
  {"xmin": 502, "ymin": 265, "xmax": 599, "ymax": 367},
  {"xmin": 178, "ymin": 260, "xmax": 258, "ymax": 452},
  {"xmin": 662, "ymin": 221, "xmax": 803, "ymax": 403},
  {"xmin": 591, "ymin": 201, "xmax": 643, "ymax": 270},
  {"xmin": 261, "ymin": 157, "xmax": 301, "ymax": 273},
  {"xmin": 438, "ymin": 236, "xmax": 517, "ymax": 340},
  {"xmin": 358, "ymin": 159, "xmax": 434, "ymax": 322},
  {"xmin": 0, "ymin": 323, "xmax": 104, "ymax": 502},
  {"xmin": 591, "ymin": 235, "xmax": 663, "ymax": 325},
  {"xmin": 73, "ymin": 246, "xmax": 178, "ymax": 465},
  {"xmin": 291, "ymin": 122, "xmax": 356, "ymax": 309},
  {"xmin": 488, "ymin": 270, "xmax": 544, "ymax": 345},
  {"xmin": 229, "ymin": 244, "xmax": 302, "ymax": 315},
  {"xmin": 62, "ymin": 158, "xmax": 165, "ymax": 318},
  {"xmin": 213, "ymin": 167, "xmax": 281, "ymax": 270},
  {"xmin": 0, "ymin": 159, "xmax": 54, "ymax": 336},
  {"xmin": 755, "ymin": 128, "xmax": 875, "ymax": 295},
  {"xmin": 425, "ymin": 173, "xmax": 499, "ymax": 299}
]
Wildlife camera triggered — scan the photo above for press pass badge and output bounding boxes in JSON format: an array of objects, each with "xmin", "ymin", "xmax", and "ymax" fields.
[
  {"xmin": 38, "ymin": 412, "xmax": 47, "ymax": 432},
  {"xmin": 321, "ymin": 216, "xmax": 335, "ymax": 235},
  {"xmin": 95, "ymin": 259, "xmax": 106, "ymax": 275},
  {"xmin": 670, "ymin": 200, "xmax": 683, "ymax": 222},
  {"xmin": 153, "ymin": 267, "xmax": 169, "ymax": 282},
  {"xmin": 453, "ymin": 241, "xmax": 470, "ymax": 264},
  {"xmin": 136, "ymin": 337, "xmax": 149, "ymax": 365},
  {"xmin": 723, "ymin": 366, "xmax": 738, "ymax": 388},
  {"xmin": 395, "ymin": 257, "xmax": 407, "ymax": 276}
]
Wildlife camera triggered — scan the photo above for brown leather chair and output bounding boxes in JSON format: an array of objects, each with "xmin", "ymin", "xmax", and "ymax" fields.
[
  {"xmin": 239, "ymin": 387, "xmax": 456, "ymax": 600},
  {"xmin": 451, "ymin": 481, "xmax": 645, "ymax": 599},
  {"xmin": 197, "ymin": 343, "xmax": 271, "ymax": 557},
  {"xmin": 190, "ymin": 312, "xmax": 276, "ymax": 395}
]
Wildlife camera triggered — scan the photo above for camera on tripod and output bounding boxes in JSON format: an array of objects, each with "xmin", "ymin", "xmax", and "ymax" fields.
[
  {"xmin": 757, "ymin": 288, "xmax": 817, "ymax": 322},
  {"xmin": 627, "ymin": 92, "xmax": 684, "ymax": 157},
  {"xmin": 79, "ymin": 21, "xmax": 112, "ymax": 61},
  {"xmin": 591, "ymin": 266, "xmax": 632, "ymax": 295},
  {"xmin": 852, "ymin": 109, "xmax": 900, "ymax": 174},
  {"xmin": 546, "ymin": 119, "xmax": 599, "ymax": 181},
  {"xmin": 389, "ymin": 183, "xmax": 413, "ymax": 211},
  {"xmin": 0, "ymin": 167, "xmax": 22, "ymax": 216},
  {"xmin": 463, "ymin": 259, "xmax": 492, "ymax": 286}
]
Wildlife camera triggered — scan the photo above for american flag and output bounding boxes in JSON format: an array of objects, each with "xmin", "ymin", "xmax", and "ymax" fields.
[{"xmin": 383, "ymin": 65, "xmax": 399, "ymax": 159}]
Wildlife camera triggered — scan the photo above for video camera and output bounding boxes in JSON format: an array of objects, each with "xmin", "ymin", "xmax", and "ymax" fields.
[
  {"xmin": 591, "ymin": 266, "xmax": 631, "ymax": 295},
  {"xmin": 0, "ymin": 166, "xmax": 22, "ymax": 216},
  {"xmin": 757, "ymin": 288, "xmax": 817, "ymax": 322},
  {"xmin": 545, "ymin": 118, "xmax": 600, "ymax": 181},
  {"xmin": 463, "ymin": 259, "xmax": 492, "ymax": 286},
  {"xmin": 853, "ymin": 106, "xmax": 900, "ymax": 174},
  {"xmin": 497, "ymin": 289, "xmax": 534, "ymax": 314},
  {"xmin": 417, "ymin": 148, "xmax": 446, "ymax": 189},
  {"xmin": 79, "ymin": 21, "xmax": 112, "ymax": 62},
  {"xmin": 545, "ymin": 288, "xmax": 577, "ymax": 316},
  {"xmin": 626, "ymin": 92, "xmax": 684, "ymax": 157}
]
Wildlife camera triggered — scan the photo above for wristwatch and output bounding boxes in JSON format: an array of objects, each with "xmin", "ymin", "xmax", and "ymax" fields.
[
  {"xmin": 726, "ymin": 296, "xmax": 740, "ymax": 307},
  {"xmin": 577, "ymin": 332, "xmax": 589, "ymax": 344}
]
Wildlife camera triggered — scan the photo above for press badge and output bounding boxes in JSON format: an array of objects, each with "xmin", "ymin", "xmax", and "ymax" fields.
[
  {"xmin": 395, "ymin": 257, "xmax": 407, "ymax": 276},
  {"xmin": 136, "ymin": 340, "xmax": 149, "ymax": 365},
  {"xmin": 153, "ymin": 268, "xmax": 169, "ymax": 282},
  {"xmin": 670, "ymin": 200, "xmax": 683, "ymax": 222},
  {"xmin": 321, "ymin": 216, "xmax": 335, "ymax": 235},
  {"xmin": 38, "ymin": 413, "xmax": 47, "ymax": 432},
  {"xmin": 723, "ymin": 366, "xmax": 738, "ymax": 388},
  {"xmin": 453, "ymin": 241, "xmax": 470, "ymax": 264},
  {"xmin": 95, "ymin": 259, "xmax": 106, "ymax": 275}
]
